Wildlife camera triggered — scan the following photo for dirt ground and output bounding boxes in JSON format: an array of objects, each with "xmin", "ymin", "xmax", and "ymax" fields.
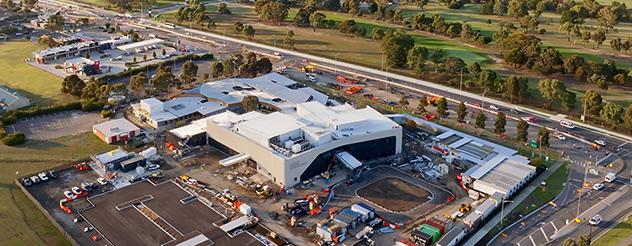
[{"xmin": 357, "ymin": 177, "xmax": 431, "ymax": 213}]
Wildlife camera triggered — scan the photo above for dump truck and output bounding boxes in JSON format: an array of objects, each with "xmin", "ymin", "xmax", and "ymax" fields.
[
  {"xmin": 345, "ymin": 86, "xmax": 363, "ymax": 94},
  {"xmin": 336, "ymin": 75, "xmax": 359, "ymax": 84}
]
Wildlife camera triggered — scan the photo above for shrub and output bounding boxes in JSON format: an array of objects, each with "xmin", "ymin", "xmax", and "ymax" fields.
[
  {"xmin": 100, "ymin": 109, "xmax": 112, "ymax": 118},
  {"xmin": 80, "ymin": 100, "xmax": 103, "ymax": 112},
  {"xmin": 2, "ymin": 132, "xmax": 26, "ymax": 146}
]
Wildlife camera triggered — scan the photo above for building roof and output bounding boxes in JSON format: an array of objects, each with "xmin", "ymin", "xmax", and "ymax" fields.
[
  {"xmin": 0, "ymin": 86, "xmax": 29, "ymax": 109},
  {"xmin": 169, "ymin": 115, "xmax": 217, "ymax": 139},
  {"xmin": 197, "ymin": 72, "xmax": 328, "ymax": 109},
  {"xmin": 34, "ymin": 41, "xmax": 98, "ymax": 57},
  {"xmin": 134, "ymin": 97, "xmax": 226, "ymax": 124},
  {"xmin": 64, "ymin": 57, "xmax": 95, "ymax": 65},
  {"xmin": 94, "ymin": 148, "xmax": 130, "ymax": 164},
  {"xmin": 93, "ymin": 118, "xmax": 140, "ymax": 137},
  {"xmin": 116, "ymin": 38, "xmax": 164, "ymax": 51}
]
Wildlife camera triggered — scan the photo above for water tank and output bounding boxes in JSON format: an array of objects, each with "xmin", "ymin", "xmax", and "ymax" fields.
[
  {"xmin": 284, "ymin": 140, "xmax": 294, "ymax": 149},
  {"xmin": 292, "ymin": 144, "xmax": 302, "ymax": 153}
]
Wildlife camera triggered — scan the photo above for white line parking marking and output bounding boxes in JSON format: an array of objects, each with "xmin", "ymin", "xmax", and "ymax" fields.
[
  {"xmin": 541, "ymin": 228, "xmax": 550, "ymax": 242},
  {"xmin": 529, "ymin": 235, "xmax": 536, "ymax": 246},
  {"xmin": 551, "ymin": 221, "xmax": 558, "ymax": 232}
]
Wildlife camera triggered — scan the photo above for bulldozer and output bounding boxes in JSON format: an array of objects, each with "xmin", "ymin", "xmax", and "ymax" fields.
[
  {"xmin": 256, "ymin": 185, "xmax": 272, "ymax": 198},
  {"xmin": 459, "ymin": 203, "xmax": 472, "ymax": 213}
]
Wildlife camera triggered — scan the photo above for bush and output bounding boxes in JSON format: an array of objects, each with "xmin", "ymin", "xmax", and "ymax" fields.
[
  {"xmin": 80, "ymin": 100, "xmax": 103, "ymax": 112},
  {"xmin": 1, "ymin": 101, "xmax": 82, "ymax": 124},
  {"xmin": 2, "ymin": 132, "xmax": 26, "ymax": 146},
  {"xmin": 100, "ymin": 109, "xmax": 112, "ymax": 118}
]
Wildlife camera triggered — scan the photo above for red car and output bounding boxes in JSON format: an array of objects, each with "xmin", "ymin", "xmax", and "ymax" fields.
[{"xmin": 522, "ymin": 116, "xmax": 536, "ymax": 123}]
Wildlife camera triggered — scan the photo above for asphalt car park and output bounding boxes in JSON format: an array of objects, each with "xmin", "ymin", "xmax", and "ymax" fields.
[{"xmin": 7, "ymin": 110, "xmax": 103, "ymax": 140}]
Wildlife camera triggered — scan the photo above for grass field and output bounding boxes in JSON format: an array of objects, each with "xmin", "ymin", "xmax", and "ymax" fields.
[
  {"xmin": 593, "ymin": 213, "xmax": 632, "ymax": 246},
  {"xmin": 0, "ymin": 42, "xmax": 71, "ymax": 106},
  {"xmin": 0, "ymin": 133, "xmax": 114, "ymax": 245}
]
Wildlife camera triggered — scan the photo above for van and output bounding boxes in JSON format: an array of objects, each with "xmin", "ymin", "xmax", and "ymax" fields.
[
  {"xmin": 560, "ymin": 120, "xmax": 575, "ymax": 129},
  {"xmin": 605, "ymin": 172, "xmax": 616, "ymax": 183}
]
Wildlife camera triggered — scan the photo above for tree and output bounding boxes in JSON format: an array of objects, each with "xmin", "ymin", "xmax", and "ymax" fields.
[
  {"xmin": 495, "ymin": 112, "xmax": 506, "ymax": 134},
  {"xmin": 259, "ymin": 1, "xmax": 288, "ymax": 25},
  {"xmin": 588, "ymin": 74, "xmax": 608, "ymax": 91},
  {"xmin": 47, "ymin": 13, "xmax": 65, "ymax": 31},
  {"xmin": 211, "ymin": 61, "xmax": 224, "ymax": 78},
  {"xmin": 242, "ymin": 95, "xmax": 259, "ymax": 112},
  {"xmin": 284, "ymin": 30, "xmax": 295, "ymax": 48},
  {"xmin": 504, "ymin": 75, "xmax": 527, "ymax": 103},
  {"xmin": 591, "ymin": 29, "xmax": 607, "ymax": 49},
  {"xmin": 561, "ymin": 91, "xmax": 576, "ymax": 111},
  {"xmin": 475, "ymin": 111, "xmax": 487, "ymax": 129},
  {"xmin": 533, "ymin": 47, "xmax": 564, "ymax": 75},
  {"xmin": 597, "ymin": 7, "xmax": 618, "ymax": 31},
  {"xmin": 601, "ymin": 102, "xmax": 624, "ymax": 128},
  {"xmin": 61, "ymin": 75, "xmax": 85, "ymax": 97},
  {"xmin": 493, "ymin": 0, "xmax": 508, "ymax": 16},
  {"xmin": 516, "ymin": 119, "xmax": 529, "ymax": 142},
  {"xmin": 233, "ymin": 21, "xmax": 244, "ymax": 33},
  {"xmin": 519, "ymin": 16, "xmax": 539, "ymax": 31},
  {"xmin": 537, "ymin": 127, "xmax": 550, "ymax": 148},
  {"xmin": 181, "ymin": 60, "xmax": 199, "ymax": 84},
  {"xmin": 293, "ymin": 7, "xmax": 311, "ymax": 27},
  {"xmin": 538, "ymin": 79, "xmax": 566, "ymax": 109},
  {"xmin": 564, "ymin": 55, "xmax": 586, "ymax": 74},
  {"xmin": 371, "ymin": 28, "xmax": 385, "ymax": 40},
  {"xmin": 309, "ymin": 12, "xmax": 326, "ymax": 31},
  {"xmin": 407, "ymin": 46, "xmax": 429, "ymax": 72},
  {"xmin": 457, "ymin": 101, "xmax": 467, "ymax": 123},
  {"xmin": 223, "ymin": 59, "xmax": 235, "ymax": 77},
  {"xmin": 341, "ymin": 0, "xmax": 360, "ymax": 15},
  {"xmin": 415, "ymin": 0, "xmax": 428, "ymax": 10},
  {"xmin": 152, "ymin": 64, "xmax": 177, "ymax": 92},
  {"xmin": 217, "ymin": 2, "xmax": 231, "ymax": 14},
  {"xmin": 339, "ymin": 19, "xmax": 358, "ymax": 35},
  {"xmin": 418, "ymin": 96, "xmax": 428, "ymax": 113},
  {"xmin": 399, "ymin": 96, "xmax": 409, "ymax": 108},
  {"xmin": 1, "ymin": 132, "xmax": 25, "ymax": 146},
  {"xmin": 478, "ymin": 70, "xmax": 497, "ymax": 95},
  {"xmin": 242, "ymin": 24, "xmax": 255, "ymax": 38},
  {"xmin": 583, "ymin": 90, "xmax": 603, "ymax": 116},
  {"xmin": 468, "ymin": 62, "xmax": 482, "ymax": 77},
  {"xmin": 381, "ymin": 30, "xmax": 414, "ymax": 68},
  {"xmin": 508, "ymin": 0, "xmax": 528, "ymax": 18},
  {"xmin": 443, "ymin": 57, "xmax": 466, "ymax": 74},
  {"xmin": 436, "ymin": 97, "xmax": 448, "ymax": 117},
  {"xmin": 578, "ymin": 235, "xmax": 591, "ymax": 246},
  {"xmin": 323, "ymin": 0, "xmax": 340, "ymax": 11},
  {"xmin": 624, "ymin": 105, "xmax": 632, "ymax": 129},
  {"xmin": 254, "ymin": 57, "xmax": 273, "ymax": 74},
  {"xmin": 564, "ymin": 238, "xmax": 578, "ymax": 246},
  {"xmin": 2, "ymin": 0, "xmax": 15, "ymax": 10},
  {"xmin": 128, "ymin": 72, "xmax": 147, "ymax": 95},
  {"xmin": 81, "ymin": 80, "xmax": 107, "ymax": 101}
]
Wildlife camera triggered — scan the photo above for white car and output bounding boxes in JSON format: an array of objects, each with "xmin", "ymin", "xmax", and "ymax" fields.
[
  {"xmin": 555, "ymin": 134, "xmax": 566, "ymax": 141},
  {"xmin": 30, "ymin": 176, "xmax": 40, "ymax": 184},
  {"xmin": 71, "ymin": 186, "xmax": 82, "ymax": 195},
  {"xmin": 38, "ymin": 172, "xmax": 49, "ymax": 182},
  {"xmin": 97, "ymin": 178, "xmax": 108, "ymax": 185},
  {"xmin": 592, "ymin": 183, "xmax": 604, "ymax": 191},
  {"xmin": 589, "ymin": 214, "xmax": 602, "ymax": 225},
  {"xmin": 489, "ymin": 105, "xmax": 500, "ymax": 111},
  {"xmin": 63, "ymin": 190, "xmax": 75, "ymax": 199},
  {"xmin": 146, "ymin": 164, "xmax": 160, "ymax": 171},
  {"xmin": 594, "ymin": 140, "xmax": 606, "ymax": 146}
]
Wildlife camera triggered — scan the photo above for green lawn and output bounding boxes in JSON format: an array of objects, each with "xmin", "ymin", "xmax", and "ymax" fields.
[
  {"xmin": 593, "ymin": 214, "xmax": 632, "ymax": 246},
  {"xmin": 0, "ymin": 133, "xmax": 114, "ymax": 245},
  {"xmin": 0, "ymin": 42, "xmax": 71, "ymax": 106}
]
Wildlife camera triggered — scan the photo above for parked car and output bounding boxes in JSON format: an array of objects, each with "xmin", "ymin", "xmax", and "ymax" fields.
[
  {"xmin": 589, "ymin": 214, "xmax": 602, "ymax": 225},
  {"xmin": 64, "ymin": 190, "xmax": 75, "ymax": 199},
  {"xmin": 146, "ymin": 164, "xmax": 160, "ymax": 171},
  {"xmin": 48, "ymin": 170, "xmax": 57, "ymax": 179},
  {"xmin": 38, "ymin": 172, "xmax": 49, "ymax": 182},
  {"xmin": 129, "ymin": 176, "xmax": 144, "ymax": 183},
  {"xmin": 592, "ymin": 183, "xmax": 604, "ymax": 191},
  {"xmin": 554, "ymin": 134, "xmax": 566, "ymax": 141},
  {"xmin": 71, "ymin": 186, "xmax": 83, "ymax": 195},
  {"xmin": 81, "ymin": 182, "xmax": 95, "ymax": 192},
  {"xmin": 22, "ymin": 177, "xmax": 33, "ymax": 187},
  {"xmin": 489, "ymin": 105, "xmax": 500, "ymax": 111},
  {"xmin": 30, "ymin": 176, "xmax": 40, "ymax": 184},
  {"xmin": 97, "ymin": 178, "xmax": 108, "ymax": 185},
  {"xmin": 594, "ymin": 139, "xmax": 606, "ymax": 146}
]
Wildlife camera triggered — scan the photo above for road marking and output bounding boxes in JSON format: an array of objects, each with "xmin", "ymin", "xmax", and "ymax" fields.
[
  {"xmin": 599, "ymin": 200, "xmax": 612, "ymax": 207},
  {"xmin": 541, "ymin": 228, "xmax": 550, "ymax": 242},
  {"xmin": 529, "ymin": 235, "xmax": 536, "ymax": 246}
]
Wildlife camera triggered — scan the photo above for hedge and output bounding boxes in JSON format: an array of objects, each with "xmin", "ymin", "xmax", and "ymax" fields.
[
  {"xmin": 2, "ymin": 132, "xmax": 26, "ymax": 146},
  {"xmin": 0, "ymin": 100, "xmax": 103, "ymax": 125},
  {"xmin": 98, "ymin": 53, "xmax": 214, "ymax": 83}
]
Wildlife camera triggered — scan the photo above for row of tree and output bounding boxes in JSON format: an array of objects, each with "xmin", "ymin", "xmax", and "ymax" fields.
[
  {"xmin": 210, "ymin": 52, "xmax": 273, "ymax": 79},
  {"xmin": 175, "ymin": 0, "xmax": 209, "ymax": 24}
]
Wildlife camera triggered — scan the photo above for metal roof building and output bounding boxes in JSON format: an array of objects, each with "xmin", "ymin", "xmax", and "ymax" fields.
[
  {"xmin": 0, "ymin": 86, "xmax": 30, "ymax": 111},
  {"xmin": 92, "ymin": 118, "xmax": 140, "ymax": 144}
]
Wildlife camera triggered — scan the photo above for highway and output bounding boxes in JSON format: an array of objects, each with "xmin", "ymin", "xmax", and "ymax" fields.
[{"xmin": 35, "ymin": 0, "xmax": 632, "ymax": 244}]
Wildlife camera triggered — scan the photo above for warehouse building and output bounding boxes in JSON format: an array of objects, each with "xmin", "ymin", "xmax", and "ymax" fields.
[
  {"xmin": 205, "ymin": 101, "xmax": 402, "ymax": 187},
  {"xmin": 116, "ymin": 38, "xmax": 164, "ymax": 54},
  {"xmin": 92, "ymin": 118, "xmax": 140, "ymax": 144},
  {"xmin": 98, "ymin": 35, "xmax": 133, "ymax": 49},
  {"xmin": 131, "ymin": 97, "xmax": 226, "ymax": 130},
  {"xmin": 389, "ymin": 114, "xmax": 536, "ymax": 199},
  {"xmin": 33, "ymin": 41, "xmax": 100, "ymax": 63},
  {"xmin": 0, "ymin": 86, "xmax": 30, "ymax": 111}
]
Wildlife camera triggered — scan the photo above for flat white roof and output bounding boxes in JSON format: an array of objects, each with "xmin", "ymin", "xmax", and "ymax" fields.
[
  {"xmin": 135, "ymin": 97, "xmax": 226, "ymax": 124},
  {"xmin": 117, "ymin": 38, "xmax": 164, "ymax": 51},
  {"xmin": 93, "ymin": 118, "xmax": 140, "ymax": 137},
  {"xmin": 94, "ymin": 148, "xmax": 130, "ymax": 164},
  {"xmin": 34, "ymin": 41, "xmax": 98, "ymax": 57}
]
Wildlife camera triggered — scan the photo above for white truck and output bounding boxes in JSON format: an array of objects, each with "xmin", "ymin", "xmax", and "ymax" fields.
[{"xmin": 604, "ymin": 172, "xmax": 616, "ymax": 183}]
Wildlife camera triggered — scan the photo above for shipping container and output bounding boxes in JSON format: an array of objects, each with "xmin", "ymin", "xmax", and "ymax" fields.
[
  {"xmin": 420, "ymin": 226, "xmax": 441, "ymax": 243},
  {"xmin": 475, "ymin": 199, "xmax": 498, "ymax": 219},
  {"xmin": 351, "ymin": 204, "xmax": 371, "ymax": 222},
  {"xmin": 424, "ymin": 220, "xmax": 446, "ymax": 234},
  {"xmin": 411, "ymin": 229, "xmax": 432, "ymax": 246},
  {"xmin": 463, "ymin": 212, "xmax": 481, "ymax": 228}
]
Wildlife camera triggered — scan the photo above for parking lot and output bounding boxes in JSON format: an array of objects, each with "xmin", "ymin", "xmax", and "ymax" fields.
[
  {"xmin": 80, "ymin": 180, "xmax": 265, "ymax": 246},
  {"xmin": 8, "ymin": 110, "xmax": 103, "ymax": 140}
]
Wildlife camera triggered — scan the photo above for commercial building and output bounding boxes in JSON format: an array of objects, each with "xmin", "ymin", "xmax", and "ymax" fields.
[
  {"xmin": 33, "ymin": 41, "xmax": 100, "ymax": 63},
  {"xmin": 192, "ymin": 72, "xmax": 329, "ymax": 112},
  {"xmin": 92, "ymin": 118, "xmax": 140, "ymax": 144},
  {"xmin": 63, "ymin": 57, "xmax": 101, "ymax": 76},
  {"xmin": 389, "ymin": 114, "xmax": 536, "ymax": 199},
  {"xmin": 0, "ymin": 86, "xmax": 30, "ymax": 111},
  {"xmin": 97, "ymin": 35, "xmax": 133, "ymax": 49},
  {"xmin": 131, "ymin": 97, "xmax": 226, "ymax": 130},
  {"xmin": 205, "ymin": 101, "xmax": 402, "ymax": 187},
  {"xmin": 116, "ymin": 38, "xmax": 164, "ymax": 54}
]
